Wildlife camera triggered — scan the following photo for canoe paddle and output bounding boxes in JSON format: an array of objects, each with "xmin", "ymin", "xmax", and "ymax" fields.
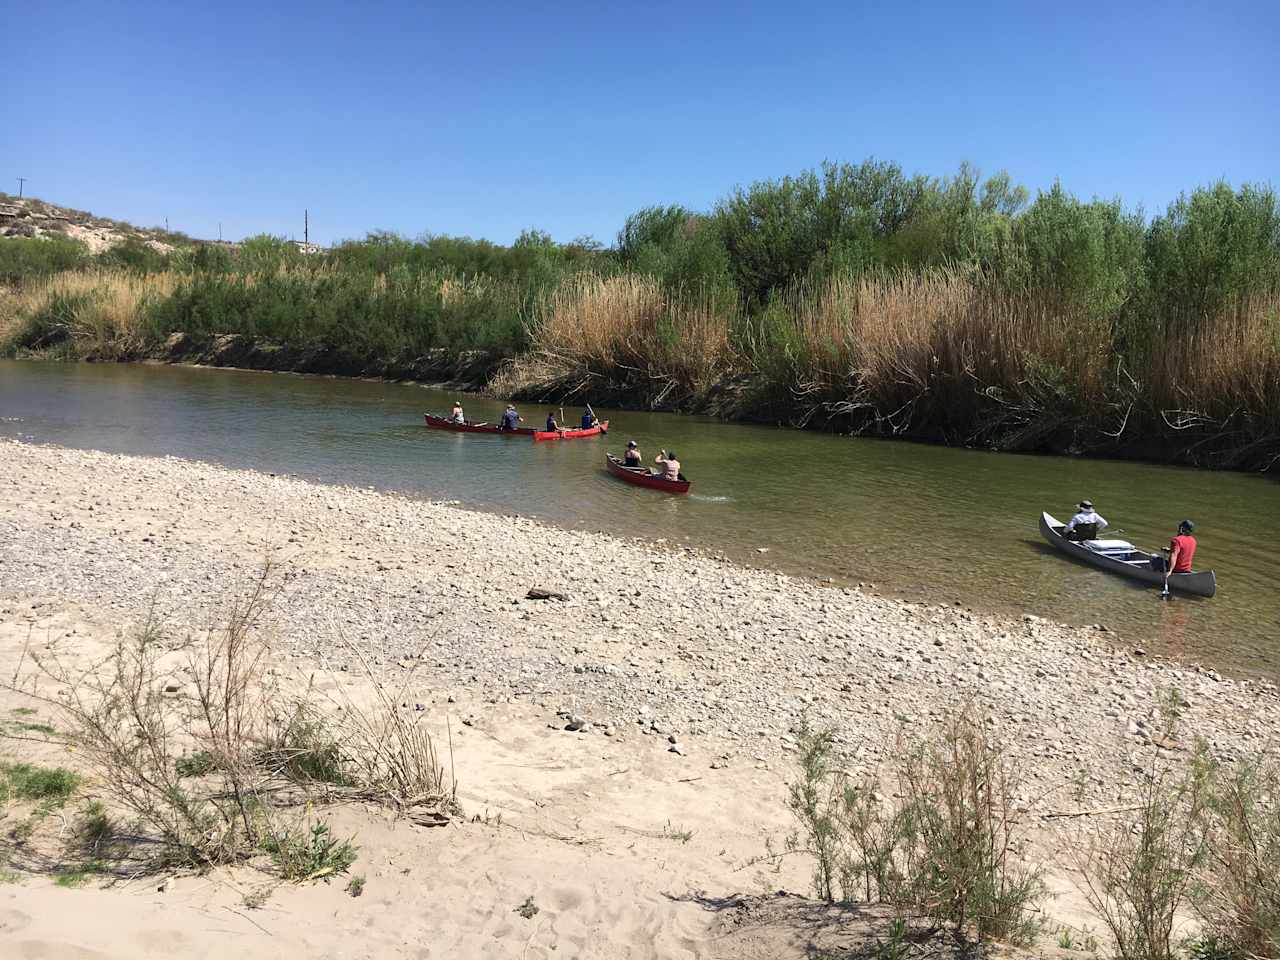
[{"xmin": 586, "ymin": 402, "xmax": 605, "ymax": 433}]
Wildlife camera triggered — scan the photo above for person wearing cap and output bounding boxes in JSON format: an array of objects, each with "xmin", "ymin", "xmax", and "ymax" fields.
[
  {"xmin": 580, "ymin": 407, "xmax": 599, "ymax": 430},
  {"xmin": 449, "ymin": 401, "xmax": 466, "ymax": 424},
  {"xmin": 1062, "ymin": 499, "xmax": 1107, "ymax": 540},
  {"xmin": 623, "ymin": 440, "xmax": 643, "ymax": 467},
  {"xmin": 1151, "ymin": 520, "xmax": 1197, "ymax": 574},
  {"xmin": 653, "ymin": 449, "xmax": 682, "ymax": 482},
  {"xmin": 499, "ymin": 404, "xmax": 523, "ymax": 431}
]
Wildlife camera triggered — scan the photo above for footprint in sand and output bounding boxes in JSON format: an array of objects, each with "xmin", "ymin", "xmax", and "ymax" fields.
[{"xmin": 0, "ymin": 908, "xmax": 32, "ymax": 934}]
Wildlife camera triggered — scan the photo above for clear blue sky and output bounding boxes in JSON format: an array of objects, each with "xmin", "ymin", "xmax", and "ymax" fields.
[{"xmin": 5, "ymin": 0, "xmax": 1277, "ymax": 246}]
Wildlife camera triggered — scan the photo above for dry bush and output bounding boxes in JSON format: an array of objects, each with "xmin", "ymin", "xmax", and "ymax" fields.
[
  {"xmin": 1075, "ymin": 753, "xmax": 1208, "ymax": 960},
  {"xmin": 1192, "ymin": 752, "xmax": 1280, "ymax": 960},
  {"xmin": 1154, "ymin": 294, "xmax": 1280, "ymax": 442},
  {"xmin": 13, "ymin": 571, "xmax": 281, "ymax": 866},
  {"xmin": 529, "ymin": 273, "xmax": 734, "ymax": 397},
  {"xmin": 8, "ymin": 566, "xmax": 456, "ymax": 870},
  {"xmin": 788, "ymin": 709, "xmax": 1045, "ymax": 945},
  {"xmin": 771, "ymin": 269, "xmax": 1110, "ymax": 441},
  {"xmin": 309, "ymin": 631, "xmax": 457, "ymax": 820}
]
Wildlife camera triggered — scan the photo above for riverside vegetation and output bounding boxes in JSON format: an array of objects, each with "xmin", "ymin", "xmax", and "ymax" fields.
[
  {"xmin": 788, "ymin": 706, "xmax": 1280, "ymax": 960},
  {"xmin": 1, "ymin": 162, "xmax": 1278, "ymax": 469}
]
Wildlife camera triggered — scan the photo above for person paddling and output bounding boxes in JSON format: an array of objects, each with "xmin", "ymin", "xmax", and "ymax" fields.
[
  {"xmin": 623, "ymin": 440, "xmax": 643, "ymax": 468},
  {"xmin": 545, "ymin": 412, "xmax": 560, "ymax": 433},
  {"xmin": 653, "ymin": 449, "xmax": 681, "ymax": 482},
  {"xmin": 1061, "ymin": 499, "xmax": 1107, "ymax": 541},
  {"xmin": 499, "ymin": 404, "xmax": 523, "ymax": 431},
  {"xmin": 450, "ymin": 401, "xmax": 466, "ymax": 425},
  {"xmin": 580, "ymin": 407, "xmax": 599, "ymax": 430},
  {"xmin": 1151, "ymin": 520, "xmax": 1197, "ymax": 575}
]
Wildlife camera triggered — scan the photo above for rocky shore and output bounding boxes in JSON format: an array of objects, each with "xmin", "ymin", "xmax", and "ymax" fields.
[{"xmin": 3, "ymin": 439, "xmax": 1275, "ymax": 810}]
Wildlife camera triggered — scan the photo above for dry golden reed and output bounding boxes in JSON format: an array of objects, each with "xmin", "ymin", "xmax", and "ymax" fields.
[
  {"xmin": 535, "ymin": 274, "xmax": 732, "ymax": 389},
  {"xmin": 1, "ymin": 270, "xmax": 179, "ymax": 358}
]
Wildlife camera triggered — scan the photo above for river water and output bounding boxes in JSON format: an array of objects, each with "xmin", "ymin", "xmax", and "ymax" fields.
[{"xmin": 2, "ymin": 359, "xmax": 1277, "ymax": 677}]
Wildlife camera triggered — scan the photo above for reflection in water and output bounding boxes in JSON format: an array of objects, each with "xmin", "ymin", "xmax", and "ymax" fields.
[{"xmin": 2, "ymin": 359, "xmax": 1278, "ymax": 677}]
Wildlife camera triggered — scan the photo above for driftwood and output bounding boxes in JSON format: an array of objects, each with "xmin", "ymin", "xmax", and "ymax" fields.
[
  {"xmin": 526, "ymin": 588, "xmax": 569, "ymax": 601},
  {"xmin": 1038, "ymin": 804, "xmax": 1144, "ymax": 819}
]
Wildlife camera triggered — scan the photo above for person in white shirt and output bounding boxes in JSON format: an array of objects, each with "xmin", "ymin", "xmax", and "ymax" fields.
[{"xmin": 1062, "ymin": 499, "xmax": 1107, "ymax": 540}]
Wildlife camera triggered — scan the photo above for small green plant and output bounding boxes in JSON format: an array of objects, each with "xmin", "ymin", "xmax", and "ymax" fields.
[
  {"xmin": 345, "ymin": 874, "xmax": 365, "ymax": 897},
  {"xmin": 1059, "ymin": 929, "xmax": 1077, "ymax": 950},
  {"xmin": 1184, "ymin": 934, "xmax": 1244, "ymax": 960},
  {"xmin": 0, "ymin": 761, "xmax": 80, "ymax": 806},
  {"xmin": 515, "ymin": 895, "xmax": 539, "ymax": 920},
  {"xmin": 73, "ymin": 801, "xmax": 120, "ymax": 858},
  {"xmin": 53, "ymin": 860, "xmax": 106, "ymax": 888},
  {"xmin": 175, "ymin": 750, "xmax": 218, "ymax": 778},
  {"xmin": 663, "ymin": 820, "xmax": 694, "ymax": 844},
  {"xmin": 868, "ymin": 916, "xmax": 914, "ymax": 960},
  {"xmin": 261, "ymin": 819, "xmax": 357, "ymax": 882},
  {"xmin": 258, "ymin": 707, "xmax": 350, "ymax": 786}
]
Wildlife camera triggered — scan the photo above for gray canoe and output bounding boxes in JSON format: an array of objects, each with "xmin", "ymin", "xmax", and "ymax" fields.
[{"xmin": 1039, "ymin": 512, "xmax": 1216, "ymax": 598}]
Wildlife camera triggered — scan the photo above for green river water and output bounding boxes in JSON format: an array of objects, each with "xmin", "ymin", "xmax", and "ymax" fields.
[{"xmin": 2, "ymin": 359, "xmax": 1277, "ymax": 677}]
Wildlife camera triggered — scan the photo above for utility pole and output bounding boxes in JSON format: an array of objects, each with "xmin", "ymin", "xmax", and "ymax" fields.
[
  {"xmin": 165, "ymin": 217, "xmax": 169, "ymax": 232},
  {"xmin": 304, "ymin": 209, "xmax": 309, "ymax": 246},
  {"xmin": 218, "ymin": 222, "xmax": 222, "ymax": 242},
  {"xmin": 16, "ymin": 177, "xmax": 27, "ymax": 198}
]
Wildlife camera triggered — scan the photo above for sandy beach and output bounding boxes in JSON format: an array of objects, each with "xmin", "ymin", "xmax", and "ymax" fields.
[{"xmin": 2, "ymin": 439, "xmax": 1276, "ymax": 958}]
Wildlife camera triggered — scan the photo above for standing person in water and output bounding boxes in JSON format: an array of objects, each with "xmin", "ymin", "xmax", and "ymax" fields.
[
  {"xmin": 653, "ymin": 449, "xmax": 681, "ymax": 482},
  {"xmin": 499, "ymin": 404, "xmax": 523, "ymax": 431},
  {"xmin": 450, "ymin": 401, "xmax": 466, "ymax": 424}
]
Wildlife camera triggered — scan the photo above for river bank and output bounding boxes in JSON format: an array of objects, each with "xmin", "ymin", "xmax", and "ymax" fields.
[
  {"xmin": 2, "ymin": 440, "xmax": 1278, "ymax": 955},
  {"xmin": 3, "ymin": 439, "xmax": 1275, "ymax": 797}
]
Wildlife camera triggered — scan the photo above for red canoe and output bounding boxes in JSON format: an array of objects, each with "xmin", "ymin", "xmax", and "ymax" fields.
[
  {"xmin": 605, "ymin": 453, "xmax": 690, "ymax": 493},
  {"xmin": 533, "ymin": 420, "xmax": 609, "ymax": 442},
  {"xmin": 424, "ymin": 414, "xmax": 535, "ymax": 436}
]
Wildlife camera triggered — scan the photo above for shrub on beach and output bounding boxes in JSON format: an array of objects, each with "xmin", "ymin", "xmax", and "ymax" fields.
[{"xmin": 8, "ymin": 565, "xmax": 457, "ymax": 874}]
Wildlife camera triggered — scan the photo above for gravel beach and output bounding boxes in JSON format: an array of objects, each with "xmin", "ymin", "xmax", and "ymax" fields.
[{"xmin": 3, "ymin": 438, "xmax": 1275, "ymax": 808}]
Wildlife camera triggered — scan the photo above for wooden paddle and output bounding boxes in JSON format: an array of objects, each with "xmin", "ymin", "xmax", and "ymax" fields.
[{"xmin": 586, "ymin": 402, "xmax": 606, "ymax": 433}]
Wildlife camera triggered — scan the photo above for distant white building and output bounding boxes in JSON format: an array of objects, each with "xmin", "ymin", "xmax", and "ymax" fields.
[{"xmin": 289, "ymin": 240, "xmax": 321, "ymax": 255}]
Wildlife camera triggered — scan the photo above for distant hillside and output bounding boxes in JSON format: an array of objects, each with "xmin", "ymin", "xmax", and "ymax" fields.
[{"xmin": 0, "ymin": 194, "xmax": 204, "ymax": 254}]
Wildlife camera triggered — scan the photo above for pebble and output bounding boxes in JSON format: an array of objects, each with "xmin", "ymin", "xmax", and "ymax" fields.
[{"xmin": 2, "ymin": 440, "xmax": 1275, "ymax": 813}]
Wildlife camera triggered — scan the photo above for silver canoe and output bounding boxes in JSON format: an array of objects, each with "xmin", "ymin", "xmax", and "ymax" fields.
[{"xmin": 1039, "ymin": 512, "xmax": 1216, "ymax": 598}]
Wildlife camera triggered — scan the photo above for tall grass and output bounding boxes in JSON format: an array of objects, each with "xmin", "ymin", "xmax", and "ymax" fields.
[
  {"xmin": 3, "ymin": 163, "xmax": 1277, "ymax": 468},
  {"xmin": 516, "ymin": 274, "xmax": 733, "ymax": 399},
  {"xmin": 1, "ymin": 270, "xmax": 179, "ymax": 358}
]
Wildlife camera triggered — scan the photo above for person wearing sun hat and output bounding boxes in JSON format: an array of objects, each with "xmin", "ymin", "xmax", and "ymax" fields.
[{"xmin": 1062, "ymin": 498, "xmax": 1107, "ymax": 540}]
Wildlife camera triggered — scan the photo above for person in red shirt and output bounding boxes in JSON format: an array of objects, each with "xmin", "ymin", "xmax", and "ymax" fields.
[{"xmin": 1152, "ymin": 520, "xmax": 1197, "ymax": 573}]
